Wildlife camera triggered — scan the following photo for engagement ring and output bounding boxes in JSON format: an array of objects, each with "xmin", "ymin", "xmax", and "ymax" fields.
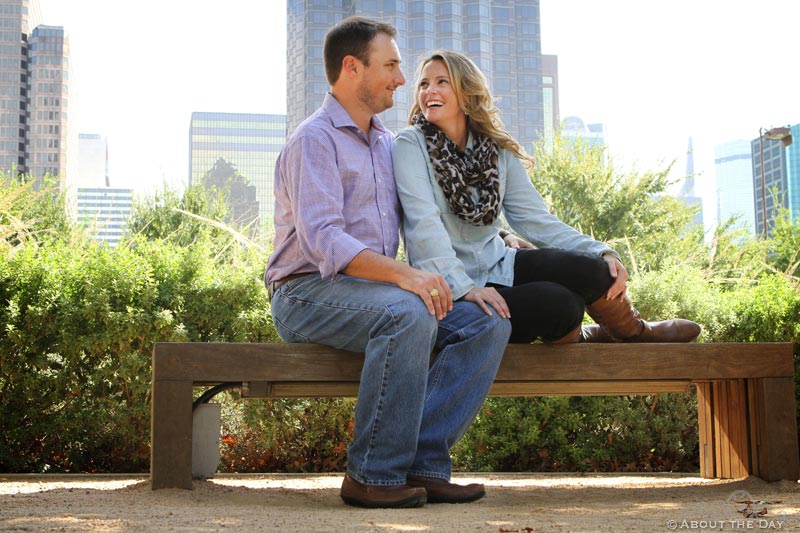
[{"xmin": 429, "ymin": 288, "xmax": 440, "ymax": 297}]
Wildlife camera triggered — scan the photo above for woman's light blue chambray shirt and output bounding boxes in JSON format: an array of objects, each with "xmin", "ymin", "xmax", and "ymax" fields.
[{"xmin": 392, "ymin": 125, "xmax": 615, "ymax": 300}]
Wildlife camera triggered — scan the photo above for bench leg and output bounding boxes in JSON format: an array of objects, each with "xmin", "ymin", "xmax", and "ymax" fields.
[
  {"xmin": 696, "ymin": 382, "xmax": 714, "ymax": 478},
  {"xmin": 696, "ymin": 380, "xmax": 750, "ymax": 479},
  {"xmin": 697, "ymin": 378, "xmax": 800, "ymax": 481},
  {"xmin": 151, "ymin": 380, "xmax": 194, "ymax": 490},
  {"xmin": 748, "ymin": 377, "xmax": 800, "ymax": 481}
]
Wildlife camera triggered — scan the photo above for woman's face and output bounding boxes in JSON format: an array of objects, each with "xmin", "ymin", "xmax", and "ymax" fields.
[{"xmin": 417, "ymin": 59, "xmax": 464, "ymax": 131}]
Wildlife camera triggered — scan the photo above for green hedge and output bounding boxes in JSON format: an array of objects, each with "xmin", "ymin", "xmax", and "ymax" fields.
[{"xmin": 2, "ymin": 165, "xmax": 798, "ymax": 474}]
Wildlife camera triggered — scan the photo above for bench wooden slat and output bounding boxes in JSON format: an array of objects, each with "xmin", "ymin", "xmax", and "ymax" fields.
[
  {"xmin": 237, "ymin": 380, "xmax": 692, "ymax": 398},
  {"xmin": 153, "ymin": 342, "xmax": 794, "ymax": 382}
]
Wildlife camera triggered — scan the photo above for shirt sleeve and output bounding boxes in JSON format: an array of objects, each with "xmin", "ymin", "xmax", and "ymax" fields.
[
  {"xmin": 280, "ymin": 131, "xmax": 368, "ymax": 278},
  {"xmin": 393, "ymin": 130, "xmax": 476, "ymax": 299},
  {"xmin": 501, "ymin": 152, "xmax": 617, "ymax": 258}
]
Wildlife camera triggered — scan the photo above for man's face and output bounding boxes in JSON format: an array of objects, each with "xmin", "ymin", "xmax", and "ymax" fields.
[{"xmin": 356, "ymin": 33, "xmax": 406, "ymax": 115}]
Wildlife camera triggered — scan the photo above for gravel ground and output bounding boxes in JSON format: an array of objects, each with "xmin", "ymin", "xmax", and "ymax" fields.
[{"xmin": 1, "ymin": 473, "xmax": 798, "ymax": 532}]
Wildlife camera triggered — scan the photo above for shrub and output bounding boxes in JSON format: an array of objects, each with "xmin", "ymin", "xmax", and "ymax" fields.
[{"xmin": 452, "ymin": 395, "xmax": 698, "ymax": 473}]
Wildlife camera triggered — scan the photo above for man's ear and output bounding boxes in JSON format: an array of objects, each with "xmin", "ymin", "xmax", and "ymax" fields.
[{"xmin": 342, "ymin": 55, "xmax": 359, "ymax": 79}]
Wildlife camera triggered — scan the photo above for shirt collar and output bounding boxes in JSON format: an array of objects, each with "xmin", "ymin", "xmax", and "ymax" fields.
[{"xmin": 323, "ymin": 92, "xmax": 387, "ymax": 134}]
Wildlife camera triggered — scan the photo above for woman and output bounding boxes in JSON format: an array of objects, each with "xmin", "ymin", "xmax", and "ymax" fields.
[{"xmin": 392, "ymin": 50, "xmax": 700, "ymax": 344}]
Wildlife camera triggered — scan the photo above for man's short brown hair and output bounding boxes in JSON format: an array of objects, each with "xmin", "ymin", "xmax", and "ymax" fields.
[{"xmin": 323, "ymin": 16, "xmax": 397, "ymax": 85}]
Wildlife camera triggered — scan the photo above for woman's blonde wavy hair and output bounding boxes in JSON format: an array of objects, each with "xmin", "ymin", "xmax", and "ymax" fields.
[{"xmin": 408, "ymin": 50, "xmax": 534, "ymax": 166}]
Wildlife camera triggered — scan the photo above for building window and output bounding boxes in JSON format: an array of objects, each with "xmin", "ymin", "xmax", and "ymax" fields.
[{"xmin": 410, "ymin": 1, "xmax": 434, "ymax": 15}]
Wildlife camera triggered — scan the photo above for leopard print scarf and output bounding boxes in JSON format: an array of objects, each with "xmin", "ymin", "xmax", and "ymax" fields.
[{"xmin": 411, "ymin": 112, "xmax": 501, "ymax": 226}]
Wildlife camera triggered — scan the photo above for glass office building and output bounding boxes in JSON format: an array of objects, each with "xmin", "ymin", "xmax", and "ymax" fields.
[
  {"xmin": 786, "ymin": 124, "xmax": 800, "ymax": 225},
  {"xmin": 76, "ymin": 187, "xmax": 133, "ymax": 246},
  {"xmin": 287, "ymin": 0, "xmax": 544, "ymax": 151},
  {"xmin": 751, "ymin": 134, "xmax": 791, "ymax": 237},
  {"xmin": 77, "ymin": 133, "xmax": 108, "ymax": 187},
  {"xmin": 0, "ymin": 0, "xmax": 41, "ymax": 174},
  {"xmin": 188, "ymin": 112, "xmax": 286, "ymax": 226},
  {"xmin": 541, "ymin": 54, "xmax": 559, "ymax": 150},
  {"xmin": 714, "ymin": 139, "xmax": 755, "ymax": 234},
  {"xmin": 27, "ymin": 25, "xmax": 70, "ymax": 185},
  {"xmin": 0, "ymin": 1, "xmax": 72, "ymax": 191}
]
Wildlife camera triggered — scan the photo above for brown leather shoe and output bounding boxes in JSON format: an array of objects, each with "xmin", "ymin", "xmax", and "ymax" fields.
[
  {"xmin": 406, "ymin": 474, "xmax": 486, "ymax": 504},
  {"xmin": 340, "ymin": 474, "xmax": 426, "ymax": 508}
]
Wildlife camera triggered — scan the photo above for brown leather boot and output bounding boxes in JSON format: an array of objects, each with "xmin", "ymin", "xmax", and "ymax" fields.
[
  {"xmin": 547, "ymin": 324, "xmax": 616, "ymax": 343},
  {"xmin": 586, "ymin": 294, "xmax": 701, "ymax": 342},
  {"xmin": 580, "ymin": 324, "xmax": 615, "ymax": 343}
]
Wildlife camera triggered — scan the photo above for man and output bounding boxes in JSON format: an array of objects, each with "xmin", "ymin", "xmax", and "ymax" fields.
[{"xmin": 265, "ymin": 17, "xmax": 511, "ymax": 509}]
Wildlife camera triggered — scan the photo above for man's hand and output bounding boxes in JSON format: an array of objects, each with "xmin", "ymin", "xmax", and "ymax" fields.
[
  {"xmin": 463, "ymin": 287, "xmax": 510, "ymax": 318},
  {"xmin": 343, "ymin": 249, "xmax": 453, "ymax": 319},
  {"xmin": 395, "ymin": 269, "xmax": 453, "ymax": 320},
  {"xmin": 602, "ymin": 253, "xmax": 628, "ymax": 300}
]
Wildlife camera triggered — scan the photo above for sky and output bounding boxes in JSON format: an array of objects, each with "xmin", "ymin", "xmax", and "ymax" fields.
[{"xmin": 39, "ymin": 0, "xmax": 800, "ymax": 227}]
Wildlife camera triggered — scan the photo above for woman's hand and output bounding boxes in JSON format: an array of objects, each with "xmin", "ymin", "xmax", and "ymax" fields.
[
  {"xmin": 502, "ymin": 233, "xmax": 534, "ymax": 249},
  {"xmin": 602, "ymin": 253, "xmax": 628, "ymax": 300},
  {"xmin": 464, "ymin": 287, "xmax": 511, "ymax": 318}
]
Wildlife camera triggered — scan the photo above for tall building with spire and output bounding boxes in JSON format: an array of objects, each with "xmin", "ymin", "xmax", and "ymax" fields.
[
  {"xmin": 0, "ymin": 0, "xmax": 72, "ymax": 192},
  {"xmin": 677, "ymin": 137, "xmax": 703, "ymax": 226},
  {"xmin": 286, "ymin": 0, "xmax": 544, "ymax": 151}
]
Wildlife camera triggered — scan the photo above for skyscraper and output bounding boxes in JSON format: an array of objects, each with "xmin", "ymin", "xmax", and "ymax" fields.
[
  {"xmin": 785, "ymin": 124, "xmax": 800, "ymax": 225},
  {"xmin": 714, "ymin": 139, "xmax": 755, "ymax": 234},
  {"xmin": 77, "ymin": 133, "xmax": 108, "ymax": 187},
  {"xmin": 286, "ymin": 0, "xmax": 544, "ymax": 151},
  {"xmin": 751, "ymin": 129, "xmax": 795, "ymax": 237},
  {"xmin": 0, "ymin": 0, "xmax": 42, "ymax": 174},
  {"xmin": 75, "ymin": 187, "xmax": 133, "ymax": 246},
  {"xmin": 677, "ymin": 137, "xmax": 702, "ymax": 227},
  {"xmin": 541, "ymin": 54, "xmax": 559, "ymax": 150},
  {"xmin": 0, "ymin": 1, "xmax": 71, "ymax": 189},
  {"xmin": 188, "ymin": 112, "xmax": 286, "ymax": 226}
]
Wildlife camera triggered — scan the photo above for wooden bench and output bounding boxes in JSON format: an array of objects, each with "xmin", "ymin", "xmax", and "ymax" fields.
[{"xmin": 150, "ymin": 342, "xmax": 799, "ymax": 490}]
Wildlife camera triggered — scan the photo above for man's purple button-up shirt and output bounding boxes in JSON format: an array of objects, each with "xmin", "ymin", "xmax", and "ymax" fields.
[{"xmin": 265, "ymin": 93, "xmax": 401, "ymax": 285}]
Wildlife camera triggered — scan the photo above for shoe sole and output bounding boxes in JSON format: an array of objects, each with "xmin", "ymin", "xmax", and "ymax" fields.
[
  {"xmin": 340, "ymin": 494, "xmax": 427, "ymax": 508},
  {"xmin": 425, "ymin": 489, "xmax": 486, "ymax": 504}
]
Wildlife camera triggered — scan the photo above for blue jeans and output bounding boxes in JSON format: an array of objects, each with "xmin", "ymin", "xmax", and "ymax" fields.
[{"xmin": 271, "ymin": 273, "xmax": 510, "ymax": 486}]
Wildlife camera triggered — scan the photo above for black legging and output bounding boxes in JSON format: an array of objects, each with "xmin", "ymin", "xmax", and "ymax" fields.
[{"xmin": 487, "ymin": 248, "xmax": 614, "ymax": 343}]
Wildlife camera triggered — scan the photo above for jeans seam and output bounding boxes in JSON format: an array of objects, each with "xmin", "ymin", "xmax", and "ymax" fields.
[
  {"xmin": 272, "ymin": 312, "xmax": 311, "ymax": 343},
  {"xmin": 359, "ymin": 303, "xmax": 400, "ymax": 482},
  {"xmin": 424, "ymin": 346, "xmax": 447, "ymax": 405}
]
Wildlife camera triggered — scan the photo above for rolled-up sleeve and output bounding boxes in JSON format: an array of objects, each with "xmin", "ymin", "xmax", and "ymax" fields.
[
  {"xmin": 283, "ymin": 132, "xmax": 367, "ymax": 278},
  {"xmin": 393, "ymin": 131, "xmax": 476, "ymax": 299}
]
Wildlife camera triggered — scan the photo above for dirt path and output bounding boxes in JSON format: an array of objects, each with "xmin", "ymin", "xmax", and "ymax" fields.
[{"xmin": 1, "ymin": 473, "xmax": 798, "ymax": 532}]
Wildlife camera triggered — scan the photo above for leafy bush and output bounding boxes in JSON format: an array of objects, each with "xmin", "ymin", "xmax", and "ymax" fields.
[
  {"xmin": 0, "ymin": 183, "xmax": 277, "ymax": 472},
  {"xmin": 2, "ymin": 139, "xmax": 799, "ymax": 475},
  {"xmin": 453, "ymin": 395, "xmax": 698, "ymax": 473},
  {"xmin": 219, "ymin": 396, "xmax": 354, "ymax": 473}
]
